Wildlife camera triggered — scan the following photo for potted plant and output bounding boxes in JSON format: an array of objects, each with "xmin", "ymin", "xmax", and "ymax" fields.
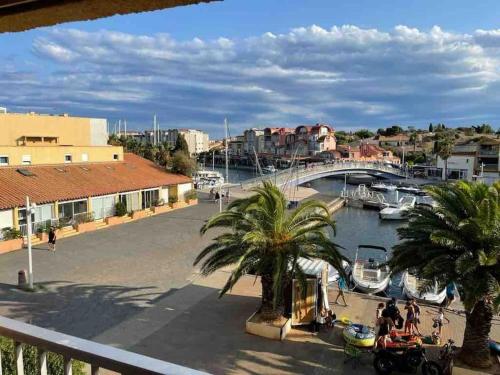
[
  {"xmin": 152, "ymin": 198, "xmax": 170, "ymax": 214},
  {"xmin": 106, "ymin": 202, "xmax": 128, "ymax": 226},
  {"xmin": 184, "ymin": 189, "xmax": 198, "ymax": 205},
  {"xmin": 75, "ymin": 212, "xmax": 97, "ymax": 233},
  {"xmin": 169, "ymin": 196, "xmax": 183, "ymax": 209},
  {"xmin": 0, "ymin": 228, "xmax": 24, "ymax": 253}
]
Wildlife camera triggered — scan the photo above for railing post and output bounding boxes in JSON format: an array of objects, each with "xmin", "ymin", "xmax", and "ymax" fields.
[
  {"xmin": 64, "ymin": 357, "xmax": 72, "ymax": 375},
  {"xmin": 15, "ymin": 342, "xmax": 24, "ymax": 375},
  {"xmin": 39, "ymin": 350, "xmax": 47, "ymax": 375}
]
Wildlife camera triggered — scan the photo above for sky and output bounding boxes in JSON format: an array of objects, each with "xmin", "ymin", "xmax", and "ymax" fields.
[{"xmin": 1, "ymin": 0, "xmax": 500, "ymax": 137}]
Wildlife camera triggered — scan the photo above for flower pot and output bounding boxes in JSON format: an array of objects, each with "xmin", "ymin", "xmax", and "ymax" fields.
[
  {"xmin": 169, "ymin": 201, "xmax": 184, "ymax": 209},
  {"xmin": 245, "ymin": 312, "xmax": 292, "ymax": 341},
  {"xmin": 131, "ymin": 210, "xmax": 148, "ymax": 220},
  {"xmin": 187, "ymin": 198, "xmax": 198, "ymax": 205},
  {"xmin": 152, "ymin": 205, "xmax": 171, "ymax": 214},
  {"xmin": 105, "ymin": 216, "xmax": 126, "ymax": 226},
  {"xmin": 75, "ymin": 221, "xmax": 97, "ymax": 233},
  {"xmin": 0, "ymin": 238, "xmax": 24, "ymax": 253},
  {"xmin": 37, "ymin": 232, "xmax": 48, "ymax": 242}
]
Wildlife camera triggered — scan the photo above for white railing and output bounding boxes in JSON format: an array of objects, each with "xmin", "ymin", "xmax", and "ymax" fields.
[
  {"xmin": 241, "ymin": 161, "xmax": 405, "ymax": 189},
  {"xmin": 0, "ymin": 315, "xmax": 208, "ymax": 375},
  {"xmin": 19, "ymin": 219, "xmax": 59, "ymax": 237}
]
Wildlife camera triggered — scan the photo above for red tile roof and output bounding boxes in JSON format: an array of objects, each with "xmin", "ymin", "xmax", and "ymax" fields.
[{"xmin": 0, "ymin": 153, "xmax": 191, "ymax": 209}]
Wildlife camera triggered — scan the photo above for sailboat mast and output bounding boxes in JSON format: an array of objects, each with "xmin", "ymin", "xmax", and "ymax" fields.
[{"xmin": 224, "ymin": 118, "xmax": 229, "ymax": 184}]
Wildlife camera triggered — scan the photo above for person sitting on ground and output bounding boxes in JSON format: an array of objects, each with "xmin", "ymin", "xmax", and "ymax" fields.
[
  {"xmin": 326, "ymin": 309, "xmax": 336, "ymax": 328},
  {"xmin": 432, "ymin": 307, "xmax": 449, "ymax": 337}
]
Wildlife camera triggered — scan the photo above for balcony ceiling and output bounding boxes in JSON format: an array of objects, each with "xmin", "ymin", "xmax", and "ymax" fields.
[{"xmin": 0, "ymin": 0, "xmax": 219, "ymax": 33}]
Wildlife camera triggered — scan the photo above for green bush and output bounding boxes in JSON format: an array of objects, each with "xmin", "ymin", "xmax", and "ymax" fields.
[
  {"xmin": 168, "ymin": 196, "xmax": 178, "ymax": 205},
  {"xmin": 184, "ymin": 189, "xmax": 197, "ymax": 201},
  {"xmin": 1, "ymin": 228, "xmax": 22, "ymax": 240},
  {"xmin": 115, "ymin": 202, "xmax": 127, "ymax": 217},
  {"xmin": 0, "ymin": 337, "xmax": 85, "ymax": 375}
]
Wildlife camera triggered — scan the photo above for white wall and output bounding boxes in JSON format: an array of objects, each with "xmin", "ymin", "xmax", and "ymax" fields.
[
  {"xmin": 437, "ymin": 155, "xmax": 475, "ymax": 181},
  {"xmin": 90, "ymin": 118, "xmax": 108, "ymax": 146},
  {"xmin": 177, "ymin": 183, "xmax": 193, "ymax": 201},
  {"xmin": 0, "ymin": 209, "xmax": 13, "ymax": 230},
  {"xmin": 160, "ymin": 186, "xmax": 169, "ymax": 203}
]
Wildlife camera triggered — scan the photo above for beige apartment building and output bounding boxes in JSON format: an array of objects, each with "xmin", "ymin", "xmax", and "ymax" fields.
[{"xmin": 166, "ymin": 128, "xmax": 209, "ymax": 155}]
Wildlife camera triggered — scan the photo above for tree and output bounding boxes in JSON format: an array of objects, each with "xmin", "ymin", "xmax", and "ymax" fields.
[
  {"xmin": 174, "ymin": 134, "xmax": 190, "ymax": 155},
  {"xmin": 434, "ymin": 131, "xmax": 455, "ymax": 180},
  {"xmin": 390, "ymin": 181, "xmax": 499, "ymax": 368},
  {"xmin": 156, "ymin": 145, "xmax": 171, "ymax": 168},
  {"xmin": 473, "ymin": 124, "xmax": 493, "ymax": 134},
  {"xmin": 194, "ymin": 181, "xmax": 347, "ymax": 320},
  {"xmin": 354, "ymin": 129, "xmax": 374, "ymax": 139},
  {"xmin": 429, "ymin": 123, "xmax": 434, "ymax": 133},
  {"xmin": 170, "ymin": 150, "xmax": 197, "ymax": 176}
]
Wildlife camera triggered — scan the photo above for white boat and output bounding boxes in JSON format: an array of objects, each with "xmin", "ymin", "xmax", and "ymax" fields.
[
  {"xmin": 262, "ymin": 165, "xmax": 277, "ymax": 174},
  {"xmin": 401, "ymin": 271, "xmax": 446, "ymax": 305},
  {"xmin": 193, "ymin": 170, "xmax": 224, "ymax": 187},
  {"xmin": 379, "ymin": 196, "xmax": 416, "ymax": 220},
  {"xmin": 351, "ymin": 245, "xmax": 391, "ymax": 294},
  {"xmin": 397, "ymin": 185, "xmax": 422, "ymax": 195},
  {"xmin": 370, "ymin": 181, "xmax": 398, "ymax": 192}
]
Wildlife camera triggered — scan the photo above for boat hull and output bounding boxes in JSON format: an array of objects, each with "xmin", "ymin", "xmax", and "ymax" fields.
[
  {"xmin": 401, "ymin": 272, "xmax": 446, "ymax": 305},
  {"xmin": 379, "ymin": 208, "xmax": 408, "ymax": 220},
  {"xmin": 351, "ymin": 274, "xmax": 391, "ymax": 294}
]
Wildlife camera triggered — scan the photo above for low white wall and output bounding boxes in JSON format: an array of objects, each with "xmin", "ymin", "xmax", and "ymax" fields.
[
  {"xmin": 0, "ymin": 209, "xmax": 13, "ymax": 230},
  {"xmin": 177, "ymin": 183, "xmax": 193, "ymax": 201}
]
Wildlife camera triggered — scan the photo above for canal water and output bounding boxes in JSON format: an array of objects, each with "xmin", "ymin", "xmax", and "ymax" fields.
[
  {"xmin": 225, "ymin": 169, "xmax": 407, "ymax": 297},
  {"xmin": 309, "ymin": 177, "xmax": 405, "ymax": 297}
]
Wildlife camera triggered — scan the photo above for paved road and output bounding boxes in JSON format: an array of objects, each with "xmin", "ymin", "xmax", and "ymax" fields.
[{"xmin": 0, "ymin": 200, "xmax": 221, "ymax": 339}]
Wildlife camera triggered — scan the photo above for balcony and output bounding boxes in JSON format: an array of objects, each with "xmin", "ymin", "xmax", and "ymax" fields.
[
  {"xmin": 478, "ymin": 148, "xmax": 499, "ymax": 157},
  {"xmin": 0, "ymin": 315, "xmax": 207, "ymax": 375}
]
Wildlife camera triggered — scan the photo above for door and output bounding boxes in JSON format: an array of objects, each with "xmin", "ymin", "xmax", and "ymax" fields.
[
  {"xmin": 291, "ymin": 278, "xmax": 317, "ymax": 325},
  {"xmin": 92, "ymin": 196, "xmax": 116, "ymax": 219}
]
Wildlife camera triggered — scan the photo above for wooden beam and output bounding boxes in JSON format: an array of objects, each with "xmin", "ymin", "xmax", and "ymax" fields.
[{"xmin": 0, "ymin": 0, "xmax": 220, "ymax": 33}]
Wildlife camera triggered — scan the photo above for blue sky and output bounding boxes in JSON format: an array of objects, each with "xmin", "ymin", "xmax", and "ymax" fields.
[{"xmin": 1, "ymin": 0, "xmax": 500, "ymax": 137}]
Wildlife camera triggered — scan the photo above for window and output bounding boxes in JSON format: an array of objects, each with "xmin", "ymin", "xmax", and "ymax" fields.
[
  {"xmin": 81, "ymin": 153, "xmax": 88, "ymax": 162},
  {"xmin": 22, "ymin": 155, "xmax": 31, "ymax": 165},
  {"xmin": 113, "ymin": 154, "xmax": 119, "ymax": 161},
  {"xmin": 64, "ymin": 154, "xmax": 72, "ymax": 163},
  {"xmin": 0, "ymin": 156, "xmax": 8, "ymax": 166}
]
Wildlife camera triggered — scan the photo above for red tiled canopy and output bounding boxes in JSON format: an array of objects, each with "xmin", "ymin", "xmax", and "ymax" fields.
[{"xmin": 0, "ymin": 153, "xmax": 191, "ymax": 209}]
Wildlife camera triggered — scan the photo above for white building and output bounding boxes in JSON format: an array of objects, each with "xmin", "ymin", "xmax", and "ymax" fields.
[{"xmin": 166, "ymin": 129, "xmax": 209, "ymax": 155}]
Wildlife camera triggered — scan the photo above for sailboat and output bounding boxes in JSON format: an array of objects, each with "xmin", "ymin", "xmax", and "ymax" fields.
[{"xmin": 351, "ymin": 245, "xmax": 391, "ymax": 294}]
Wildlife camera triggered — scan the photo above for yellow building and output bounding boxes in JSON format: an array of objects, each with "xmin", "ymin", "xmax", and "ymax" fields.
[
  {"xmin": 0, "ymin": 111, "xmax": 193, "ymax": 244},
  {"xmin": 0, "ymin": 111, "xmax": 123, "ymax": 166}
]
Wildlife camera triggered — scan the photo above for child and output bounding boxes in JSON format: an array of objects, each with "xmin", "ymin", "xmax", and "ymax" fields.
[{"xmin": 433, "ymin": 307, "xmax": 449, "ymax": 337}]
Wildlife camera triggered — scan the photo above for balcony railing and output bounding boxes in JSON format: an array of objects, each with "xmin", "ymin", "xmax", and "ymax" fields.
[
  {"xmin": 0, "ymin": 315, "xmax": 208, "ymax": 375},
  {"xmin": 19, "ymin": 219, "xmax": 59, "ymax": 237}
]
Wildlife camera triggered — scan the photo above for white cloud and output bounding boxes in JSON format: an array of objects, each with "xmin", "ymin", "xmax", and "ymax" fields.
[{"xmin": 1, "ymin": 24, "xmax": 499, "ymax": 136}]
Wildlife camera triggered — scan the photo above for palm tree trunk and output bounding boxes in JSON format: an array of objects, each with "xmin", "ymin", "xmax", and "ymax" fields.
[
  {"xmin": 259, "ymin": 274, "xmax": 283, "ymax": 321},
  {"xmin": 459, "ymin": 299, "xmax": 493, "ymax": 368}
]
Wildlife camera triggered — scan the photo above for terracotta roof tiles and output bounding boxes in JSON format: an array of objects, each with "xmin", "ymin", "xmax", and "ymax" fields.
[{"xmin": 0, "ymin": 153, "xmax": 191, "ymax": 209}]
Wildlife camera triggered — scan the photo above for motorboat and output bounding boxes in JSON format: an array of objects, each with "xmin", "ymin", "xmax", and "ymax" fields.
[
  {"xmin": 401, "ymin": 271, "xmax": 446, "ymax": 305},
  {"xmin": 370, "ymin": 181, "xmax": 398, "ymax": 192},
  {"xmin": 379, "ymin": 196, "xmax": 416, "ymax": 220},
  {"xmin": 351, "ymin": 245, "xmax": 391, "ymax": 294},
  {"xmin": 397, "ymin": 185, "xmax": 423, "ymax": 195},
  {"xmin": 193, "ymin": 170, "xmax": 224, "ymax": 188},
  {"xmin": 262, "ymin": 165, "xmax": 277, "ymax": 174}
]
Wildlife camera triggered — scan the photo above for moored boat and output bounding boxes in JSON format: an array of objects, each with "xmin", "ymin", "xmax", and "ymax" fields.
[
  {"xmin": 370, "ymin": 182, "xmax": 398, "ymax": 192},
  {"xmin": 193, "ymin": 170, "xmax": 224, "ymax": 187},
  {"xmin": 401, "ymin": 271, "xmax": 446, "ymax": 305},
  {"xmin": 379, "ymin": 196, "xmax": 416, "ymax": 220},
  {"xmin": 351, "ymin": 245, "xmax": 391, "ymax": 294}
]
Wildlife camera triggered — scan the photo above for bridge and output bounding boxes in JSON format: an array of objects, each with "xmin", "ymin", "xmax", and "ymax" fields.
[{"xmin": 240, "ymin": 161, "xmax": 406, "ymax": 190}]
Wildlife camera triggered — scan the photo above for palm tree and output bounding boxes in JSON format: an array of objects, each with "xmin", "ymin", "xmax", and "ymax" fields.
[
  {"xmin": 390, "ymin": 181, "xmax": 499, "ymax": 368},
  {"xmin": 434, "ymin": 131, "xmax": 455, "ymax": 180},
  {"xmin": 194, "ymin": 181, "xmax": 347, "ymax": 320}
]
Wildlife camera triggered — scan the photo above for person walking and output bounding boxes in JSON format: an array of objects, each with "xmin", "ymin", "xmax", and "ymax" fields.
[
  {"xmin": 432, "ymin": 307, "xmax": 449, "ymax": 337},
  {"xmin": 334, "ymin": 276, "xmax": 348, "ymax": 306},
  {"xmin": 214, "ymin": 191, "xmax": 220, "ymax": 204},
  {"xmin": 445, "ymin": 283, "xmax": 456, "ymax": 308},
  {"xmin": 48, "ymin": 226, "xmax": 57, "ymax": 252},
  {"xmin": 411, "ymin": 299, "xmax": 422, "ymax": 335}
]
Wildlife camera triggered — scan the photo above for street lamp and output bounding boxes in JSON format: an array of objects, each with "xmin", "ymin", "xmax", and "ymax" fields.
[{"xmin": 25, "ymin": 196, "xmax": 36, "ymax": 290}]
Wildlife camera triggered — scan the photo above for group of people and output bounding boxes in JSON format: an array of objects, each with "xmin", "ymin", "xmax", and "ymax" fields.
[
  {"xmin": 208, "ymin": 188, "xmax": 229, "ymax": 203},
  {"xmin": 314, "ymin": 307, "xmax": 336, "ymax": 332},
  {"xmin": 375, "ymin": 297, "xmax": 449, "ymax": 349}
]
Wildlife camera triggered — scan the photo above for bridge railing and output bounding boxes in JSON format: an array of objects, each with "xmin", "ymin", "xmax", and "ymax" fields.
[{"xmin": 241, "ymin": 161, "xmax": 405, "ymax": 189}]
